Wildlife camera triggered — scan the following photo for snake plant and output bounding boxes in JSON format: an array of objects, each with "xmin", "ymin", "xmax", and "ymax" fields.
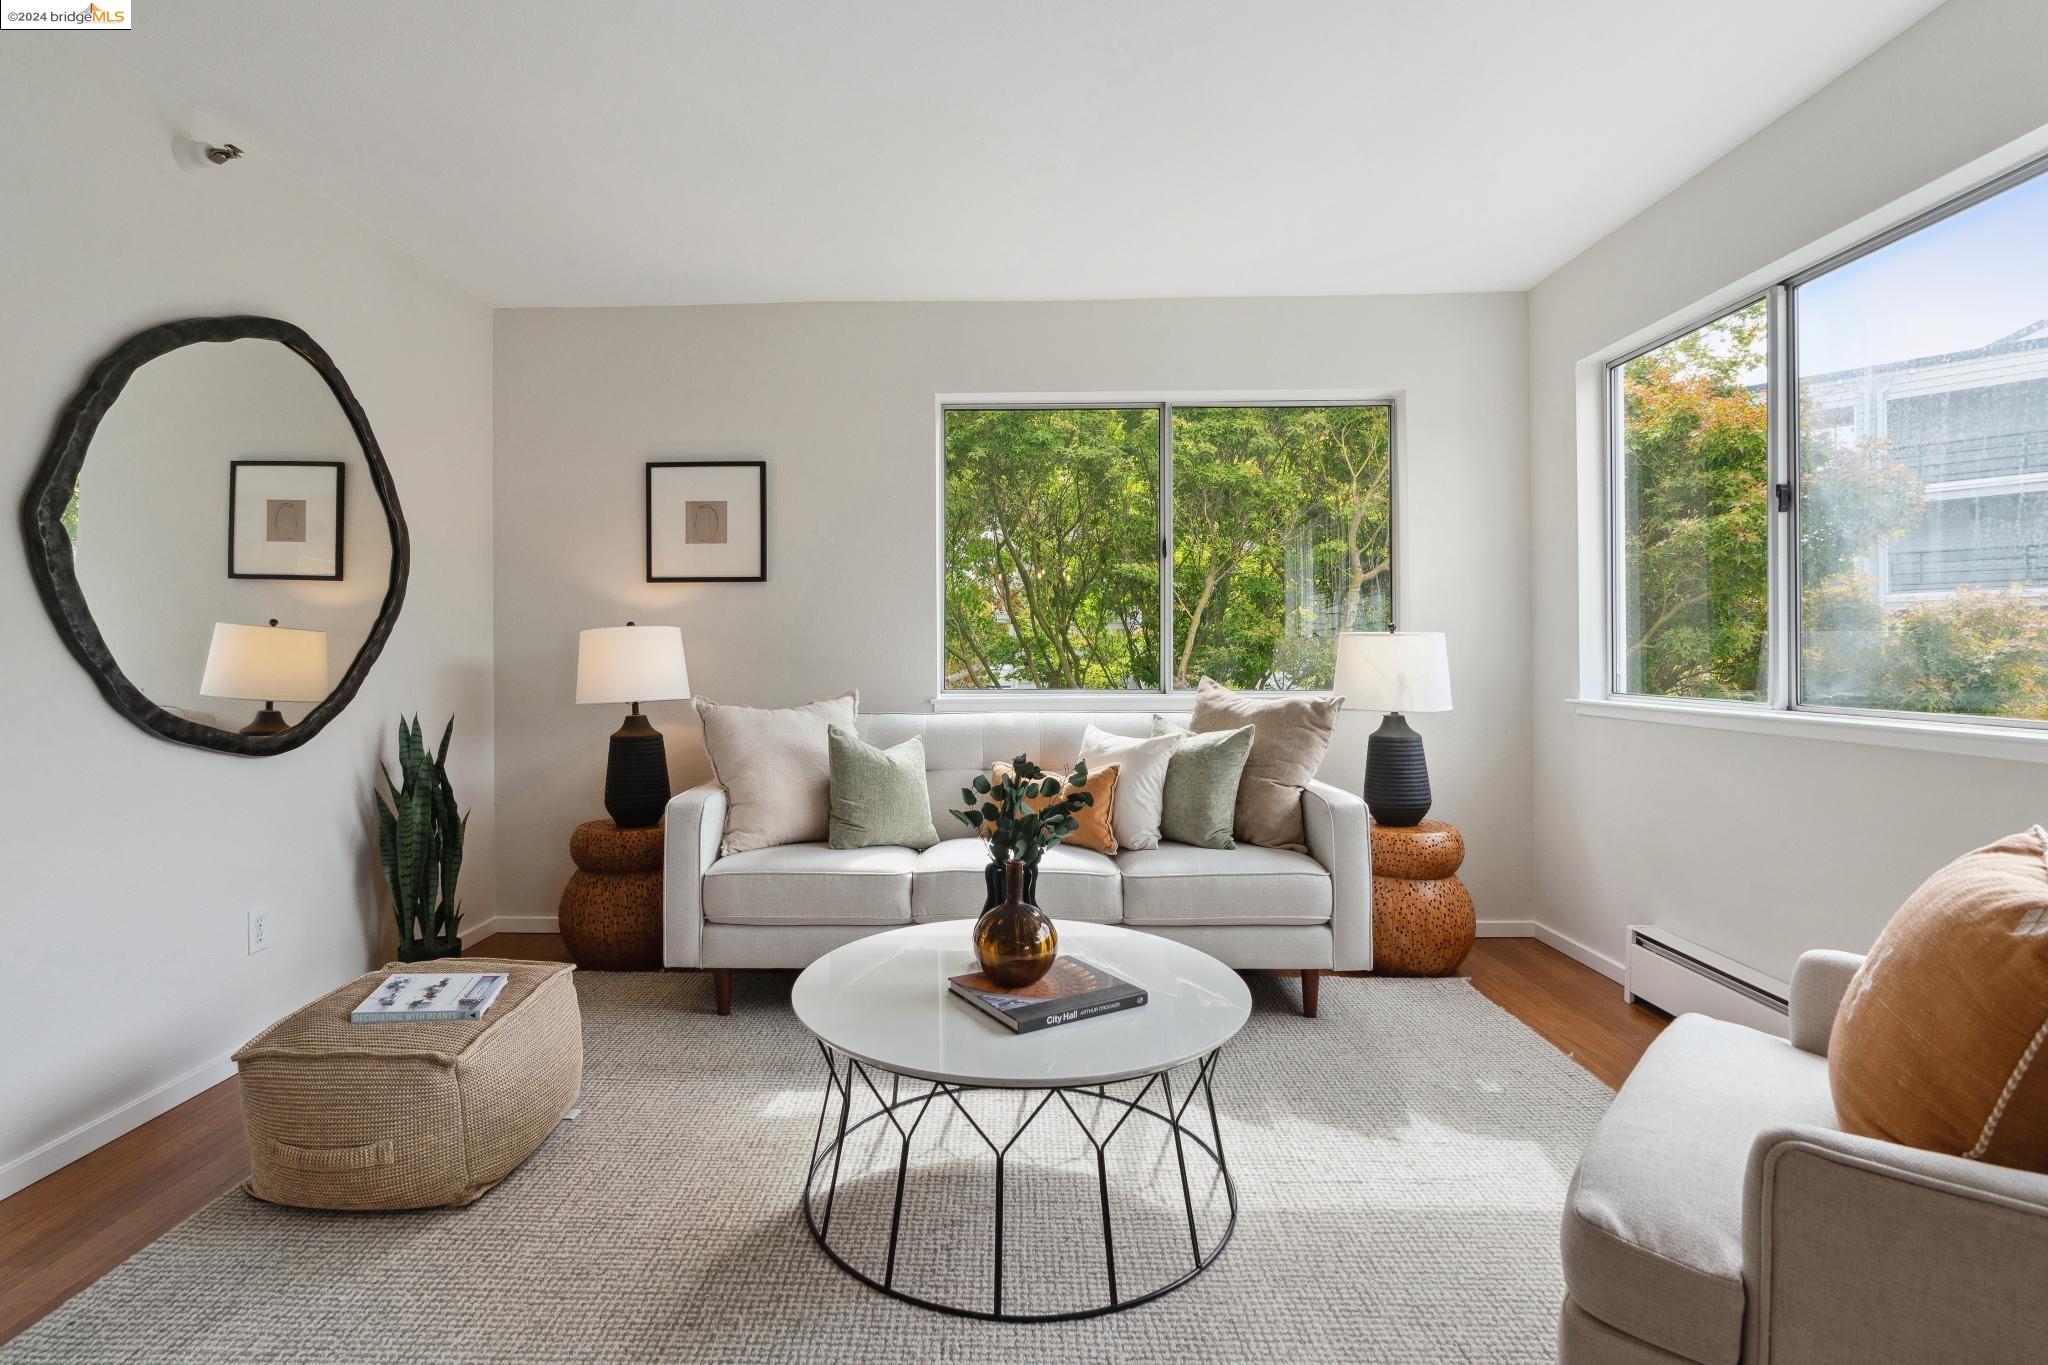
[{"xmin": 375, "ymin": 715, "xmax": 467, "ymax": 961}]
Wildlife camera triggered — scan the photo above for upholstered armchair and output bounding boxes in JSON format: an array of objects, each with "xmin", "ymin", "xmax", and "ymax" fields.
[{"xmin": 1559, "ymin": 949, "xmax": 2048, "ymax": 1365}]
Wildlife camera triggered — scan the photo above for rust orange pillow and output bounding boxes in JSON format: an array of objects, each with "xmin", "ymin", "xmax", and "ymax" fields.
[
  {"xmin": 985, "ymin": 761, "xmax": 1119, "ymax": 856},
  {"xmin": 1830, "ymin": 826, "xmax": 2048, "ymax": 1172}
]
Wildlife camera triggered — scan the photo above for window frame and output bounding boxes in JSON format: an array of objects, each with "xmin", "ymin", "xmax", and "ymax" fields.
[
  {"xmin": 935, "ymin": 395, "xmax": 1399, "ymax": 702},
  {"xmin": 1603, "ymin": 289, "xmax": 1780, "ymax": 711},
  {"xmin": 1600, "ymin": 150, "xmax": 2048, "ymax": 736}
]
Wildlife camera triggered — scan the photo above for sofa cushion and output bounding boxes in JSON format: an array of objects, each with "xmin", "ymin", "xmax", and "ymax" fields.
[
  {"xmin": 1117, "ymin": 843, "xmax": 1331, "ymax": 926},
  {"xmin": 910, "ymin": 839, "xmax": 1121, "ymax": 924},
  {"xmin": 1562, "ymin": 1013, "xmax": 1837, "ymax": 1365},
  {"xmin": 701, "ymin": 843, "xmax": 913, "ymax": 925}
]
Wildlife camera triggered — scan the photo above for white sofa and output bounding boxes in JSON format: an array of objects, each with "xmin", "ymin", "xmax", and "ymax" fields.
[{"xmin": 662, "ymin": 711, "xmax": 1371, "ymax": 1015}]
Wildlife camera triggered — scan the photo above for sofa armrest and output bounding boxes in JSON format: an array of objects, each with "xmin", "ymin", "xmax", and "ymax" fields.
[
  {"xmin": 1787, "ymin": 950, "xmax": 1863, "ymax": 1056},
  {"xmin": 1743, "ymin": 1123, "xmax": 2048, "ymax": 1365},
  {"xmin": 662, "ymin": 782, "xmax": 726, "ymax": 968},
  {"xmin": 1302, "ymin": 780, "xmax": 1370, "ymax": 971}
]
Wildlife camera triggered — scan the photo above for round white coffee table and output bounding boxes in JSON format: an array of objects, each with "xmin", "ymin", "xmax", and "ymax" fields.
[{"xmin": 791, "ymin": 920, "xmax": 1252, "ymax": 1321}]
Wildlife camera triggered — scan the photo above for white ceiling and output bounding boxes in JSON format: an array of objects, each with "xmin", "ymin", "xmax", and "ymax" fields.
[{"xmin": 117, "ymin": 1, "xmax": 1944, "ymax": 307}]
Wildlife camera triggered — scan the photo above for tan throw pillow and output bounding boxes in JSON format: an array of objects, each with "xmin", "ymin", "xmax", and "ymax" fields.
[
  {"xmin": 987, "ymin": 760, "xmax": 1120, "ymax": 856},
  {"xmin": 1830, "ymin": 827, "xmax": 2048, "ymax": 1172},
  {"xmin": 693, "ymin": 690, "xmax": 858, "ymax": 855},
  {"xmin": 1188, "ymin": 676, "xmax": 1340, "ymax": 851}
]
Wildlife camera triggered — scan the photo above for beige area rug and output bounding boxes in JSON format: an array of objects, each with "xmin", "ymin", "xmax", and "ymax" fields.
[{"xmin": 6, "ymin": 969, "xmax": 1612, "ymax": 1363}]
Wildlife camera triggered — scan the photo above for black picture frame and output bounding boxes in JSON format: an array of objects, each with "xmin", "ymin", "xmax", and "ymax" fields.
[
  {"xmin": 646, "ymin": 459, "xmax": 767, "ymax": 582},
  {"xmin": 227, "ymin": 459, "xmax": 346, "ymax": 580},
  {"xmin": 19, "ymin": 315, "xmax": 410, "ymax": 757}
]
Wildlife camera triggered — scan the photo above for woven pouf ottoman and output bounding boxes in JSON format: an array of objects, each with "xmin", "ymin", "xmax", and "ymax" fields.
[
  {"xmin": 233, "ymin": 958, "xmax": 581, "ymax": 1210},
  {"xmin": 558, "ymin": 818, "xmax": 664, "ymax": 969},
  {"xmin": 1370, "ymin": 819, "xmax": 1477, "ymax": 977}
]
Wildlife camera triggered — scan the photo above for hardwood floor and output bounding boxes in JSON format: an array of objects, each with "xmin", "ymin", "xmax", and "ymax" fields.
[
  {"xmin": 0, "ymin": 932, "xmax": 1666, "ymax": 1346},
  {"xmin": 1457, "ymin": 938, "xmax": 1670, "ymax": 1090}
]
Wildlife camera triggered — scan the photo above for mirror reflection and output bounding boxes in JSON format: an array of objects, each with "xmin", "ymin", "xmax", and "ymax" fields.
[{"xmin": 65, "ymin": 337, "xmax": 390, "ymax": 737}]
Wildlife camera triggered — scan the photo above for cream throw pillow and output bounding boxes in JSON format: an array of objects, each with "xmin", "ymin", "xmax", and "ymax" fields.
[
  {"xmin": 1189, "ymin": 677, "xmax": 1340, "ymax": 851},
  {"xmin": 1078, "ymin": 725, "xmax": 1179, "ymax": 851},
  {"xmin": 694, "ymin": 690, "xmax": 858, "ymax": 855}
]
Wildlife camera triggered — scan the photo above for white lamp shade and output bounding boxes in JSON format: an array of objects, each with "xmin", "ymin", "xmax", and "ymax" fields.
[
  {"xmin": 576, "ymin": 625, "xmax": 690, "ymax": 705},
  {"xmin": 200, "ymin": 622, "xmax": 329, "ymax": 703},
  {"xmin": 1334, "ymin": 631, "xmax": 1452, "ymax": 713}
]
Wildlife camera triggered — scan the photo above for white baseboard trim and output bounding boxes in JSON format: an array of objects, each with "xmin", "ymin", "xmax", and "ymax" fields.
[
  {"xmin": 463, "ymin": 913, "xmax": 559, "ymax": 942},
  {"xmin": 0, "ymin": 1051, "xmax": 238, "ymax": 1201},
  {"xmin": 1476, "ymin": 919, "xmax": 1535, "ymax": 937},
  {"xmin": 1532, "ymin": 922, "xmax": 1626, "ymax": 983}
]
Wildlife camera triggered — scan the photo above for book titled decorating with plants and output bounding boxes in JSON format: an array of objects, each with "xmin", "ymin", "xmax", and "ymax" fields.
[
  {"xmin": 350, "ymin": 973, "xmax": 508, "ymax": 1024},
  {"xmin": 948, "ymin": 957, "xmax": 1146, "ymax": 1034}
]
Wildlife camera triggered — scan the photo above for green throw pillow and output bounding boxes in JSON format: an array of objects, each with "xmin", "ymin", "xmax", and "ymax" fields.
[
  {"xmin": 827, "ymin": 726, "xmax": 938, "ymax": 850},
  {"xmin": 1151, "ymin": 717, "xmax": 1252, "ymax": 850}
]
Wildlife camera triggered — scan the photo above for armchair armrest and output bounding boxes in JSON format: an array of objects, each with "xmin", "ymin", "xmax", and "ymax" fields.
[
  {"xmin": 1743, "ymin": 1123, "xmax": 2048, "ymax": 1365},
  {"xmin": 1302, "ymin": 780, "xmax": 1370, "ymax": 971},
  {"xmin": 661, "ymin": 782, "xmax": 726, "ymax": 968},
  {"xmin": 1787, "ymin": 950, "xmax": 1864, "ymax": 1056}
]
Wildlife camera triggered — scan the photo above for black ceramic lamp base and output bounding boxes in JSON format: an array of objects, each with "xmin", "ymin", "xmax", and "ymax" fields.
[
  {"xmin": 240, "ymin": 706, "xmax": 289, "ymax": 737},
  {"xmin": 605, "ymin": 710, "xmax": 672, "ymax": 829},
  {"xmin": 1364, "ymin": 711, "xmax": 1431, "ymax": 827}
]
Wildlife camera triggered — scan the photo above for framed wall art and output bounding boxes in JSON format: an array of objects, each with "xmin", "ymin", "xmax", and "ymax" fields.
[
  {"xmin": 646, "ymin": 460, "xmax": 766, "ymax": 582},
  {"xmin": 229, "ymin": 459, "xmax": 345, "ymax": 580}
]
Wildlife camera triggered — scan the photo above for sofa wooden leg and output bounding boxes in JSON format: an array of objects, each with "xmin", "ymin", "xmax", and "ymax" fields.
[
  {"xmin": 1300, "ymin": 969, "xmax": 1320, "ymax": 1018},
  {"xmin": 712, "ymin": 968, "xmax": 733, "ymax": 1016}
]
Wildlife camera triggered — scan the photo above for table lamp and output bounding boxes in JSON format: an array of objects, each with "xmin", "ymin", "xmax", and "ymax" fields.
[
  {"xmin": 200, "ymin": 619, "xmax": 330, "ymax": 736},
  {"xmin": 1334, "ymin": 630, "xmax": 1452, "ymax": 827},
  {"xmin": 576, "ymin": 622, "xmax": 691, "ymax": 828}
]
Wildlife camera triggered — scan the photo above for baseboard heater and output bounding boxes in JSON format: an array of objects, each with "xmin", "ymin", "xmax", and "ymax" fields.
[{"xmin": 1624, "ymin": 926, "xmax": 1789, "ymax": 1038}]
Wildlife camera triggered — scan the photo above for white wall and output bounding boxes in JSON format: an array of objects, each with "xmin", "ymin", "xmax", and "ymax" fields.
[
  {"xmin": 1527, "ymin": 0, "xmax": 2048, "ymax": 981},
  {"xmin": 493, "ymin": 295, "xmax": 1531, "ymax": 930},
  {"xmin": 0, "ymin": 47, "xmax": 495, "ymax": 1194}
]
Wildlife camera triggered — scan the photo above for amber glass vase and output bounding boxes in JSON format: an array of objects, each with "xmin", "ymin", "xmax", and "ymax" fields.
[{"xmin": 973, "ymin": 859, "xmax": 1057, "ymax": 989}]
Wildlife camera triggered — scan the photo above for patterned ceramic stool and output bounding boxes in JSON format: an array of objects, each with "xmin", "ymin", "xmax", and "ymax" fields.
[
  {"xmin": 1370, "ymin": 818, "xmax": 1476, "ymax": 976},
  {"xmin": 558, "ymin": 819, "xmax": 663, "ymax": 969}
]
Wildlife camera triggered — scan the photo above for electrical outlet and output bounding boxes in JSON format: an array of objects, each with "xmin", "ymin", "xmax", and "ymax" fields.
[{"xmin": 247, "ymin": 909, "xmax": 272, "ymax": 955}]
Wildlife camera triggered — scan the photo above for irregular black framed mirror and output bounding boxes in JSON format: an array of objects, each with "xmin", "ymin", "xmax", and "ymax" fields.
[{"xmin": 21, "ymin": 316, "xmax": 409, "ymax": 756}]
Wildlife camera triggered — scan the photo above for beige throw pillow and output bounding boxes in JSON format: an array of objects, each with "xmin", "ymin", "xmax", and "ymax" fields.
[
  {"xmin": 1188, "ymin": 677, "xmax": 1340, "ymax": 851},
  {"xmin": 694, "ymin": 690, "xmax": 858, "ymax": 855}
]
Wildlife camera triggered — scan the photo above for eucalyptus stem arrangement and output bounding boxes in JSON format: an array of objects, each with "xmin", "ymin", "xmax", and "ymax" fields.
[
  {"xmin": 950, "ymin": 754, "xmax": 1094, "ymax": 866},
  {"xmin": 374, "ymin": 715, "xmax": 467, "ymax": 962}
]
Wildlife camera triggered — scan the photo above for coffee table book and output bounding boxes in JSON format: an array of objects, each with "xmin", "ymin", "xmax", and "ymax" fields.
[
  {"xmin": 349, "ymin": 972, "xmax": 508, "ymax": 1024},
  {"xmin": 947, "ymin": 955, "xmax": 1147, "ymax": 1034}
]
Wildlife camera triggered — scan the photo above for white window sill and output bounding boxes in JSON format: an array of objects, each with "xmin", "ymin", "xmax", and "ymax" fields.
[
  {"xmin": 1571, "ymin": 696, "xmax": 2048, "ymax": 764},
  {"xmin": 932, "ymin": 690, "xmax": 1332, "ymax": 713}
]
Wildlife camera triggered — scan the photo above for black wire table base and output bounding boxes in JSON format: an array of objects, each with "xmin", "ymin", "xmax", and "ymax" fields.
[{"xmin": 800, "ymin": 1041, "xmax": 1238, "ymax": 1322}]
